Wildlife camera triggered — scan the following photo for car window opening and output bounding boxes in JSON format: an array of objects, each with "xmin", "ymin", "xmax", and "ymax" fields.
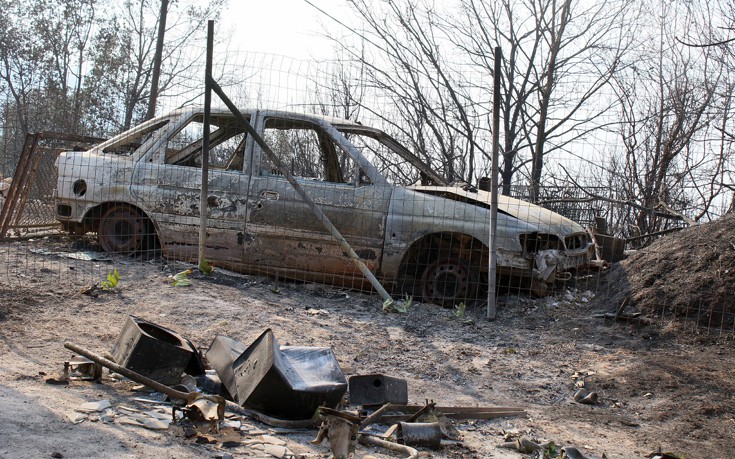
[
  {"xmin": 262, "ymin": 118, "xmax": 359, "ymax": 186},
  {"xmin": 103, "ymin": 120, "xmax": 170, "ymax": 155},
  {"xmin": 165, "ymin": 114, "xmax": 249, "ymax": 170}
]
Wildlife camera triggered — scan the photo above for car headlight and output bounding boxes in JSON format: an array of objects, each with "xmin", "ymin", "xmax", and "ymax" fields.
[{"xmin": 519, "ymin": 232, "xmax": 563, "ymax": 255}]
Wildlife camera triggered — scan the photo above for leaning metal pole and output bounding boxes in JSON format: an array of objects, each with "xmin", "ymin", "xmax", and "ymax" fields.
[
  {"xmin": 487, "ymin": 46, "xmax": 502, "ymax": 320},
  {"xmin": 198, "ymin": 20, "xmax": 214, "ymax": 270},
  {"xmin": 208, "ymin": 80, "xmax": 394, "ymax": 305}
]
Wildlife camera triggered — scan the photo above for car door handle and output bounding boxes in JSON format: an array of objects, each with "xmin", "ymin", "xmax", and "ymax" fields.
[{"xmin": 260, "ymin": 190, "xmax": 279, "ymax": 201}]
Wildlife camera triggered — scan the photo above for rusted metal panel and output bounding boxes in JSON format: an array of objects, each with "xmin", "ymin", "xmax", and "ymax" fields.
[{"xmin": 205, "ymin": 335, "xmax": 246, "ymax": 400}]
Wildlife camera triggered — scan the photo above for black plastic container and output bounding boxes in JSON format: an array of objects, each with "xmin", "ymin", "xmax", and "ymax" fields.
[
  {"xmin": 205, "ymin": 335, "xmax": 248, "ymax": 400},
  {"xmin": 111, "ymin": 316, "xmax": 203, "ymax": 386},
  {"xmin": 209, "ymin": 329, "xmax": 347, "ymax": 420}
]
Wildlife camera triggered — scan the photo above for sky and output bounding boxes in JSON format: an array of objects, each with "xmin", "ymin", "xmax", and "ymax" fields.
[{"xmin": 219, "ymin": 0, "xmax": 355, "ymax": 60}]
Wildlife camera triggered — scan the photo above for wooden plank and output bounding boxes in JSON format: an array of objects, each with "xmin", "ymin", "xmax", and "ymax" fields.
[
  {"xmin": 379, "ymin": 411, "xmax": 526, "ymax": 422},
  {"xmin": 375, "ymin": 405, "xmax": 527, "ymax": 422},
  {"xmin": 387, "ymin": 405, "xmax": 525, "ymax": 414}
]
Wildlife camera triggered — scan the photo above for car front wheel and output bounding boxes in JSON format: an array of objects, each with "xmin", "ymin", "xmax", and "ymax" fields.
[
  {"xmin": 98, "ymin": 204, "xmax": 144, "ymax": 254},
  {"xmin": 421, "ymin": 258, "xmax": 478, "ymax": 308}
]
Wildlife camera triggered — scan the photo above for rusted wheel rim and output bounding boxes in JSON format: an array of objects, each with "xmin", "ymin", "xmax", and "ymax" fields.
[
  {"xmin": 98, "ymin": 205, "xmax": 144, "ymax": 254},
  {"xmin": 421, "ymin": 258, "xmax": 477, "ymax": 307}
]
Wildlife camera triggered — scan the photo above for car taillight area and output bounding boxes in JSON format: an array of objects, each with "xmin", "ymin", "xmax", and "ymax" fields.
[{"xmin": 57, "ymin": 204, "xmax": 72, "ymax": 217}]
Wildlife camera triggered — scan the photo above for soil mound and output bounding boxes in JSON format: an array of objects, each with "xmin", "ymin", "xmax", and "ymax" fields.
[{"xmin": 599, "ymin": 212, "xmax": 735, "ymax": 327}]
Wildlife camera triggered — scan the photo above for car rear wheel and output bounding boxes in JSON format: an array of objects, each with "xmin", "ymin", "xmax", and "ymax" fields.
[
  {"xmin": 421, "ymin": 258, "xmax": 478, "ymax": 308},
  {"xmin": 98, "ymin": 204, "xmax": 144, "ymax": 254}
]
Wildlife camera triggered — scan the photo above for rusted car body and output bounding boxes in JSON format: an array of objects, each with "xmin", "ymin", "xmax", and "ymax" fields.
[{"xmin": 55, "ymin": 108, "xmax": 591, "ymax": 305}]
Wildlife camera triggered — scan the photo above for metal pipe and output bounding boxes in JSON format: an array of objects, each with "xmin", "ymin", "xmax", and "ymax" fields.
[
  {"xmin": 358, "ymin": 434, "xmax": 418, "ymax": 459},
  {"xmin": 63, "ymin": 341, "xmax": 189, "ymax": 401},
  {"xmin": 208, "ymin": 79, "xmax": 393, "ymax": 304}
]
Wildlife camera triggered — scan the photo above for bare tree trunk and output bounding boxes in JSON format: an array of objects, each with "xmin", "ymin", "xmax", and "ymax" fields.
[
  {"xmin": 530, "ymin": 0, "xmax": 571, "ymax": 203},
  {"xmin": 146, "ymin": 0, "xmax": 168, "ymax": 121}
]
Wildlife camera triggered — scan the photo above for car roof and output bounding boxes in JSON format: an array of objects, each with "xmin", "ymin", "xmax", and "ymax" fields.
[{"xmin": 162, "ymin": 106, "xmax": 364, "ymax": 128}]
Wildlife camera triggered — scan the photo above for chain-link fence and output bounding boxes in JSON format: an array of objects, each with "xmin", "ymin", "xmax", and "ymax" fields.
[{"xmin": 1, "ymin": 47, "xmax": 732, "ymax": 335}]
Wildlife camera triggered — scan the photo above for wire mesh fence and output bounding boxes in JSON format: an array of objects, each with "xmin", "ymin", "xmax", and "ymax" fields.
[{"xmin": 1, "ymin": 47, "xmax": 733, "ymax": 336}]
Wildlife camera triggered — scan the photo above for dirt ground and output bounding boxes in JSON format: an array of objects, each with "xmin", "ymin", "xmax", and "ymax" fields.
[
  {"xmin": 1, "ymin": 236, "xmax": 734, "ymax": 459},
  {"xmin": 598, "ymin": 212, "xmax": 735, "ymax": 329}
]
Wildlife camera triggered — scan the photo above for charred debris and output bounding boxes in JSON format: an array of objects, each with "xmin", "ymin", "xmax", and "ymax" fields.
[{"xmin": 57, "ymin": 315, "xmax": 530, "ymax": 458}]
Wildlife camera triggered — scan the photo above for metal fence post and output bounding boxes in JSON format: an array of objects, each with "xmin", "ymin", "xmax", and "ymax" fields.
[
  {"xmin": 198, "ymin": 20, "xmax": 214, "ymax": 269},
  {"xmin": 487, "ymin": 46, "xmax": 502, "ymax": 320}
]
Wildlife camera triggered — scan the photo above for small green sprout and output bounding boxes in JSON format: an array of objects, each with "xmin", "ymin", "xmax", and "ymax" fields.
[
  {"xmin": 383, "ymin": 294, "xmax": 412, "ymax": 313},
  {"xmin": 198, "ymin": 258, "xmax": 214, "ymax": 276},
  {"xmin": 100, "ymin": 268, "xmax": 120, "ymax": 291},
  {"xmin": 453, "ymin": 302, "xmax": 466, "ymax": 318},
  {"xmin": 172, "ymin": 269, "xmax": 193, "ymax": 287}
]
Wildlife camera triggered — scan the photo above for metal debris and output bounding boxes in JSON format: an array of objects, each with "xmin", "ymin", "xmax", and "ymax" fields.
[
  {"xmin": 312, "ymin": 408, "xmax": 361, "ymax": 459},
  {"xmin": 208, "ymin": 329, "xmax": 347, "ymax": 420},
  {"xmin": 65, "ymin": 356, "xmax": 102, "ymax": 381},
  {"xmin": 63, "ymin": 341, "xmax": 226, "ymax": 426},
  {"xmin": 111, "ymin": 316, "xmax": 204, "ymax": 386},
  {"xmin": 397, "ymin": 421, "xmax": 443, "ymax": 449},
  {"xmin": 349, "ymin": 374, "xmax": 408, "ymax": 406},
  {"xmin": 573, "ymin": 388, "xmax": 599, "ymax": 405}
]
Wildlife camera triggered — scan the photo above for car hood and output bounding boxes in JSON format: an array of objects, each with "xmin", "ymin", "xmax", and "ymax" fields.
[{"xmin": 409, "ymin": 185, "xmax": 586, "ymax": 236}]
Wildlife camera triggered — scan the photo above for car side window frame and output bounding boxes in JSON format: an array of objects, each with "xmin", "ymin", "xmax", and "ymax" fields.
[
  {"xmin": 141, "ymin": 112, "xmax": 252, "ymax": 173},
  {"xmin": 253, "ymin": 114, "xmax": 387, "ymax": 188}
]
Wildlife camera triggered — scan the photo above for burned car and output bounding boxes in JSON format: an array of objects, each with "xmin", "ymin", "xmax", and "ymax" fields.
[{"xmin": 55, "ymin": 108, "xmax": 591, "ymax": 305}]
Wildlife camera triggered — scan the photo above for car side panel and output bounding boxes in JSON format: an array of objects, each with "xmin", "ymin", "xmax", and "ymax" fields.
[
  {"xmin": 380, "ymin": 187, "xmax": 536, "ymax": 279},
  {"xmin": 243, "ymin": 175, "xmax": 392, "ymax": 279}
]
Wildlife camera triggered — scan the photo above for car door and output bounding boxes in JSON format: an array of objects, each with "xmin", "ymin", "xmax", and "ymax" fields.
[
  {"xmin": 241, "ymin": 113, "xmax": 392, "ymax": 285},
  {"xmin": 132, "ymin": 111, "xmax": 253, "ymax": 268}
]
